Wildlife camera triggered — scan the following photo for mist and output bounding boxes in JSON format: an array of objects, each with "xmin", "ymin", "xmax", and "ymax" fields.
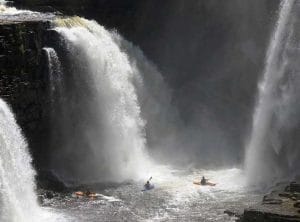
[{"xmin": 127, "ymin": 0, "xmax": 281, "ymax": 167}]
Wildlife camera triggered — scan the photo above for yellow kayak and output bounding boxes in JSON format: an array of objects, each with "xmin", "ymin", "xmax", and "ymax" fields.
[{"xmin": 193, "ymin": 181, "xmax": 216, "ymax": 186}]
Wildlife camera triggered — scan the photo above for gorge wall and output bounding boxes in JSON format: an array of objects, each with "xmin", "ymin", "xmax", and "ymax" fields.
[{"xmin": 0, "ymin": 19, "xmax": 52, "ymax": 169}]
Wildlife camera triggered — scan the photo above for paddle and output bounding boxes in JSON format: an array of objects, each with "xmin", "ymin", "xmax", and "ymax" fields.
[{"xmin": 144, "ymin": 176, "xmax": 152, "ymax": 186}]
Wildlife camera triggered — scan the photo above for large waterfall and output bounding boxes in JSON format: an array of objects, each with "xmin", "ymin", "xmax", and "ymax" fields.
[
  {"xmin": 245, "ymin": 0, "xmax": 300, "ymax": 186},
  {"xmin": 46, "ymin": 17, "xmax": 170, "ymax": 183},
  {"xmin": 0, "ymin": 99, "xmax": 43, "ymax": 222}
]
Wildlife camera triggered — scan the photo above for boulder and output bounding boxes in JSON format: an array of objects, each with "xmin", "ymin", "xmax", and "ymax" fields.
[{"xmin": 243, "ymin": 209, "xmax": 300, "ymax": 222}]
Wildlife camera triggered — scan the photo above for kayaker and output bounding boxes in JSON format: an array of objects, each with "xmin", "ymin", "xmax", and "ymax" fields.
[
  {"xmin": 200, "ymin": 176, "xmax": 207, "ymax": 185},
  {"xmin": 85, "ymin": 190, "xmax": 91, "ymax": 197},
  {"xmin": 144, "ymin": 180, "xmax": 151, "ymax": 189}
]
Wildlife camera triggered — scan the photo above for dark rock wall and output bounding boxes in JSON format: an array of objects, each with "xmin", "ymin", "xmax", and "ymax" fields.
[{"xmin": 0, "ymin": 21, "xmax": 51, "ymax": 168}]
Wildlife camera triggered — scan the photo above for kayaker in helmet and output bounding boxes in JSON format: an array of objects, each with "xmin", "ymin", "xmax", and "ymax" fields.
[
  {"xmin": 144, "ymin": 176, "xmax": 153, "ymax": 190},
  {"xmin": 200, "ymin": 176, "xmax": 207, "ymax": 185},
  {"xmin": 85, "ymin": 190, "xmax": 91, "ymax": 197},
  {"xmin": 145, "ymin": 180, "xmax": 151, "ymax": 189}
]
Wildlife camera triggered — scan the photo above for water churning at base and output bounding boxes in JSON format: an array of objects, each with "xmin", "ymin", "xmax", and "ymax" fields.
[{"xmin": 246, "ymin": 0, "xmax": 300, "ymax": 186}]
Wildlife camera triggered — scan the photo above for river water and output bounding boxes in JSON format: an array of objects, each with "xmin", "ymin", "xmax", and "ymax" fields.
[{"xmin": 42, "ymin": 168, "xmax": 260, "ymax": 222}]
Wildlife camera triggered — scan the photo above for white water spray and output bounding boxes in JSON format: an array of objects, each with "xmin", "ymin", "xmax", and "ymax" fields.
[
  {"xmin": 50, "ymin": 17, "xmax": 155, "ymax": 183},
  {"xmin": 111, "ymin": 32, "xmax": 182, "ymax": 160},
  {"xmin": 245, "ymin": 0, "xmax": 300, "ymax": 186},
  {"xmin": 0, "ymin": 98, "xmax": 43, "ymax": 222}
]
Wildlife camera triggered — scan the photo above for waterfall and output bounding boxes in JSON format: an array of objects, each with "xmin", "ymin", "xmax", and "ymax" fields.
[
  {"xmin": 111, "ymin": 32, "xmax": 181, "ymax": 161},
  {"xmin": 44, "ymin": 47, "xmax": 63, "ymax": 93},
  {"xmin": 47, "ymin": 17, "xmax": 160, "ymax": 183},
  {"xmin": 245, "ymin": 0, "xmax": 300, "ymax": 186},
  {"xmin": 43, "ymin": 47, "xmax": 64, "ymax": 104},
  {"xmin": 0, "ymin": 98, "xmax": 43, "ymax": 222}
]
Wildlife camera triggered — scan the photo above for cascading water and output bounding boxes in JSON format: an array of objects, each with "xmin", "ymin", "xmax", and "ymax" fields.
[
  {"xmin": 0, "ymin": 98, "xmax": 44, "ymax": 221},
  {"xmin": 111, "ymin": 32, "xmax": 182, "ymax": 162},
  {"xmin": 48, "ymin": 17, "xmax": 157, "ymax": 183},
  {"xmin": 43, "ymin": 47, "xmax": 64, "ymax": 104},
  {"xmin": 245, "ymin": 0, "xmax": 300, "ymax": 186}
]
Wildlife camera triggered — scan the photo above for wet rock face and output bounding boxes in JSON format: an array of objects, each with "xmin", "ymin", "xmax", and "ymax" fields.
[
  {"xmin": 242, "ymin": 210, "xmax": 300, "ymax": 222},
  {"xmin": 0, "ymin": 20, "xmax": 52, "ymax": 168},
  {"xmin": 239, "ymin": 182, "xmax": 300, "ymax": 222}
]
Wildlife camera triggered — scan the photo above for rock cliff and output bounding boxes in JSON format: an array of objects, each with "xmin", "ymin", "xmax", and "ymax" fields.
[{"xmin": 0, "ymin": 18, "xmax": 52, "ymax": 168}]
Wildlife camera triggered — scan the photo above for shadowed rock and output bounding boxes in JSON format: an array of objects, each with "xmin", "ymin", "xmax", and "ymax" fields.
[{"xmin": 239, "ymin": 182, "xmax": 300, "ymax": 222}]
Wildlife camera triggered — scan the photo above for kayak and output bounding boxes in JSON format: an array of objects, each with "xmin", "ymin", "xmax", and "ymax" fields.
[
  {"xmin": 193, "ymin": 181, "xmax": 216, "ymax": 186},
  {"xmin": 74, "ymin": 191, "xmax": 98, "ymax": 198},
  {"xmin": 88, "ymin": 193, "xmax": 98, "ymax": 198},
  {"xmin": 142, "ymin": 184, "xmax": 155, "ymax": 191},
  {"xmin": 75, "ymin": 191, "xmax": 85, "ymax": 196}
]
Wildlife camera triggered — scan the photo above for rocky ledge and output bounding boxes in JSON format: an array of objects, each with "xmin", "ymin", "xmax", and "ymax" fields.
[{"xmin": 226, "ymin": 182, "xmax": 300, "ymax": 222}]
